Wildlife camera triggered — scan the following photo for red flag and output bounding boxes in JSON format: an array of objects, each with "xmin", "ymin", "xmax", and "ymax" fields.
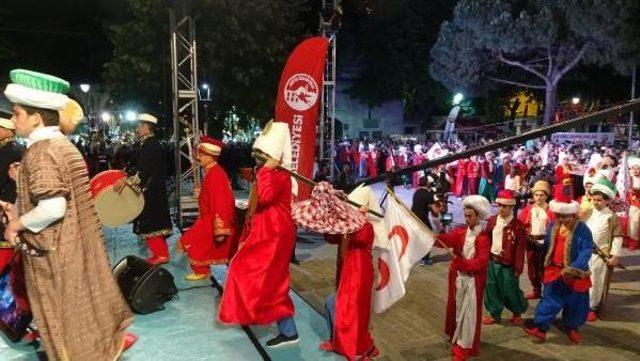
[{"xmin": 275, "ymin": 37, "xmax": 329, "ymax": 200}]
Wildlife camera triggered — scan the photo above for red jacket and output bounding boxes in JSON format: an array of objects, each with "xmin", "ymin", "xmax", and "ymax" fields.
[
  {"xmin": 436, "ymin": 227, "xmax": 489, "ymax": 357},
  {"xmin": 326, "ymin": 223, "xmax": 376, "ymax": 360},
  {"xmin": 485, "ymin": 216, "xmax": 527, "ymax": 276},
  {"xmin": 178, "ymin": 163, "xmax": 237, "ymax": 265},
  {"xmin": 218, "ymin": 167, "xmax": 296, "ymax": 325},
  {"xmin": 466, "ymin": 160, "xmax": 480, "ymax": 178}
]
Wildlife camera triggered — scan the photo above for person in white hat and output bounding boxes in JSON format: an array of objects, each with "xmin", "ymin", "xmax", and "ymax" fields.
[
  {"xmin": 3, "ymin": 69, "xmax": 136, "ymax": 359},
  {"xmin": 126, "ymin": 112, "xmax": 173, "ymax": 265},
  {"xmin": 518, "ymin": 180, "xmax": 555, "ymax": 300},
  {"xmin": 434, "ymin": 195, "xmax": 491, "ymax": 361},
  {"xmin": 177, "ymin": 136, "xmax": 236, "ymax": 281},
  {"xmin": 585, "ymin": 177, "xmax": 623, "ymax": 322},
  {"xmin": 524, "ymin": 185, "xmax": 593, "ymax": 344},
  {"xmin": 218, "ymin": 121, "xmax": 300, "ymax": 348},
  {"xmin": 627, "ymin": 156, "xmax": 640, "ymax": 251}
]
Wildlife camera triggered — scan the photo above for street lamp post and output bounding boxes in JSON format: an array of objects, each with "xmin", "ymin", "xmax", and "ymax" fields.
[
  {"xmin": 199, "ymin": 83, "xmax": 211, "ymax": 134},
  {"xmin": 79, "ymin": 83, "xmax": 92, "ymax": 121}
]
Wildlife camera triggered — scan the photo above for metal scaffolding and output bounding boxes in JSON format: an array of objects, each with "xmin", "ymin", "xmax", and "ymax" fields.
[
  {"xmin": 319, "ymin": 1, "xmax": 340, "ymax": 179},
  {"xmin": 170, "ymin": 2, "xmax": 200, "ymax": 230}
]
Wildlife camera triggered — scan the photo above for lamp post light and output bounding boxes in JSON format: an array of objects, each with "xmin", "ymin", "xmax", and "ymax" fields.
[
  {"xmin": 453, "ymin": 92, "xmax": 464, "ymax": 106},
  {"xmin": 572, "ymin": 97, "xmax": 580, "ymax": 105},
  {"xmin": 199, "ymin": 83, "xmax": 212, "ymax": 134},
  {"xmin": 79, "ymin": 84, "xmax": 92, "ymax": 119}
]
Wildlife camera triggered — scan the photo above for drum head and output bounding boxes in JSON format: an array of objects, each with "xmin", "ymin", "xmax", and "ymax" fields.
[{"xmin": 90, "ymin": 170, "xmax": 144, "ymax": 227}]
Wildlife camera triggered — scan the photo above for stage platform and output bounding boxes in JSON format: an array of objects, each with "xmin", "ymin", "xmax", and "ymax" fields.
[{"xmin": 1, "ymin": 225, "xmax": 341, "ymax": 361}]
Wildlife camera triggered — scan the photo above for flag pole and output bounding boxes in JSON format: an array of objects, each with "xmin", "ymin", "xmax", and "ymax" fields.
[{"xmin": 385, "ymin": 187, "xmax": 454, "ymax": 256}]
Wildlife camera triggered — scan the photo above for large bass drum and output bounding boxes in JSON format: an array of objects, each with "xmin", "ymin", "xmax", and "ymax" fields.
[{"xmin": 90, "ymin": 170, "xmax": 145, "ymax": 227}]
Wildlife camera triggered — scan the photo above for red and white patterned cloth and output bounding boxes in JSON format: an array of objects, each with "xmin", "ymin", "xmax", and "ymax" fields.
[{"xmin": 292, "ymin": 182, "xmax": 366, "ymax": 234}]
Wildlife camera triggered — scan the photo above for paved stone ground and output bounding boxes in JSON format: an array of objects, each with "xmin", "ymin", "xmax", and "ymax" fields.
[{"xmin": 290, "ymin": 184, "xmax": 640, "ymax": 360}]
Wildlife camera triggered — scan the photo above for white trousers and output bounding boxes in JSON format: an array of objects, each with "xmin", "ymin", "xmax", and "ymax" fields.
[
  {"xmin": 589, "ymin": 254, "xmax": 608, "ymax": 310},
  {"xmin": 452, "ymin": 274, "xmax": 477, "ymax": 348}
]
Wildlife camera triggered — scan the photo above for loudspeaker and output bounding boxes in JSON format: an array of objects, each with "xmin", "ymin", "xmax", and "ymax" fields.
[{"xmin": 113, "ymin": 255, "xmax": 177, "ymax": 315}]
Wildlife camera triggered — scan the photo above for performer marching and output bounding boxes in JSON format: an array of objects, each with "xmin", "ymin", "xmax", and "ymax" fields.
[
  {"xmin": 585, "ymin": 178, "xmax": 623, "ymax": 322},
  {"xmin": 518, "ymin": 180, "xmax": 555, "ymax": 300},
  {"xmin": 483, "ymin": 190, "xmax": 528, "ymax": 325},
  {"xmin": 579, "ymin": 170, "xmax": 598, "ymax": 221},
  {"xmin": 218, "ymin": 121, "xmax": 299, "ymax": 348},
  {"xmin": 627, "ymin": 156, "xmax": 640, "ymax": 251},
  {"xmin": 178, "ymin": 137, "xmax": 236, "ymax": 281},
  {"xmin": 524, "ymin": 187, "xmax": 593, "ymax": 344},
  {"xmin": 3, "ymin": 69, "xmax": 136, "ymax": 360},
  {"xmin": 292, "ymin": 183, "xmax": 379, "ymax": 360},
  {"xmin": 435, "ymin": 195, "xmax": 491, "ymax": 361},
  {"xmin": 128, "ymin": 113, "xmax": 173, "ymax": 265}
]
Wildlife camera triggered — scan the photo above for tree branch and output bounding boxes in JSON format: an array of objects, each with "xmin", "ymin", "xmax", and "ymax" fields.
[
  {"xmin": 488, "ymin": 77, "xmax": 547, "ymax": 89},
  {"xmin": 556, "ymin": 43, "xmax": 589, "ymax": 81},
  {"xmin": 497, "ymin": 50, "xmax": 549, "ymax": 81},
  {"xmin": 547, "ymin": 46, "xmax": 553, "ymax": 78}
]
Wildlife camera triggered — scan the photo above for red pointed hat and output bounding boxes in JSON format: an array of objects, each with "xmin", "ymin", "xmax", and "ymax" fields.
[
  {"xmin": 549, "ymin": 184, "xmax": 579, "ymax": 214},
  {"xmin": 496, "ymin": 189, "xmax": 516, "ymax": 206},
  {"xmin": 199, "ymin": 136, "xmax": 224, "ymax": 155}
]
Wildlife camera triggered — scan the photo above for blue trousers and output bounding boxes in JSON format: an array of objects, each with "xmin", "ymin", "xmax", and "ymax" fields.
[
  {"xmin": 324, "ymin": 294, "xmax": 336, "ymax": 340},
  {"xmin": 533, "ymin": 279, "xmax": 589, "ymax": 332},
  {"xmin": 277, "ymin": 316, "xmax": 298, "ymax": 337}
]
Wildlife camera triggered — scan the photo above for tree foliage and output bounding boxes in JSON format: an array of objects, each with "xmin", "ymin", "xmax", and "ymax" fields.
[
  {"xmin": 103, "ymin": 0, "xmax": 312, "ymax": 136},
  {"xmin": 342, "ymin": 0, "xmax": 454, "ymax": 120},
  {"xmin": 430, "ymin": 0, "xmax": 640, "ymax": 124}
]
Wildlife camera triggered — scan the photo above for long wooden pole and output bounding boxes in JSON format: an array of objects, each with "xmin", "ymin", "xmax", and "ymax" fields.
[{"xmin": 251, "ymin": 152, "xmax": 384, "ymax": 218}]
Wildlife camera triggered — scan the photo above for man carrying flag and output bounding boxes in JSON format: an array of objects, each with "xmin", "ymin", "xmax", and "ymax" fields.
[
  {"xmin": 435, "ymin": 195, "xmax": 491, "ymax": 361},
  {"xmin": 292, "ymin": 182, "xmax": 379, "ymax": 360}
]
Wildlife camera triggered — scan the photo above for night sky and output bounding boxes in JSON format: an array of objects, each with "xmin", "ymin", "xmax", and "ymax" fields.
[{"xmin": 0, "ymin": 0, "xmax": 127, "ymax": 85}]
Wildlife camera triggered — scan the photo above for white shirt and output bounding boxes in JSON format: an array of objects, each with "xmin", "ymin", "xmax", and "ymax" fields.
[
  {"xmin": 491, "ymin": 215, "xmax": 513, "ymax": 255},
  {"xmin": 19, "ymin": 126, "xmax": 67, "ymax": 233},
  {"xmin": 586, "ymin": 207, "xmax": 623, "ymax": 257},
  {"xmin": 530, "ymin": 204, "xmax": 548, "ymax": 237}
]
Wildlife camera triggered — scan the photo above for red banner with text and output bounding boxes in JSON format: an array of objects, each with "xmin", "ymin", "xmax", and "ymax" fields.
[{"xmin": 275, "ymin": 37, "xmax": 329, "ymax": 200}]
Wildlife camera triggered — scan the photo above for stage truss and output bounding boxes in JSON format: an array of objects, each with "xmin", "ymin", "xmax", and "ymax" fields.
[{"xmin": 170, "ymin": 2, "xmax": 200, "ymax": 230}]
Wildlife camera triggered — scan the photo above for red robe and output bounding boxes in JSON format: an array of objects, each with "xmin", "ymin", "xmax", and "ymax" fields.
[
  {"xmin": 218, "ymin": 167, "xmax": 296, "ymax": 325},
  {"xmin": 436, "ymin": 227, "xmax": 490, "ymax": 357},
  {"xmin": 178, "ymin": 163, "xmax": 236, "ymax": 266},
  {"xmin": 412, "ymin": 153, "xmax": 425, "ymax": 187},
  {"xmin": 325, "ymin": 223, "xmax": 376, "ymax": 360},
  {"xmin": 466, "ymin": 160, "xmax": 480, "ymax": 195},
  {"xmin": 454, "ymin": 160, "xmax": 468, "ymax": 197},
  {"xmin": 366, "ymin": 151, "xmax": 378, "ymax": 178}
]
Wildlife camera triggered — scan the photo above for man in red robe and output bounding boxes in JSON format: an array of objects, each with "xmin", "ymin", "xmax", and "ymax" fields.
[
  {"xmin": 218, "ymin": 121, "xmax": 299, "ymax": 348},
  {"xmin": 291, "ymin": 182, "xmax": 379, "ymax": 360},
  {"xmin": 178, "ymin": 137, "xmax": 235, "ymax": 280},
  {"xmin": 454, "ymin": 159, "xmax": 468, "ymax": 197},
  {"xmin": 466, "ymin": 156, "xmax": 480, "ymax": 195},
  {"xmin": 366, "ymin": 143, "xmax": 378, "ymax": 178},
  {"xmin": 435, "ymin": 195, "xmax": 491, "ymax": 361}
]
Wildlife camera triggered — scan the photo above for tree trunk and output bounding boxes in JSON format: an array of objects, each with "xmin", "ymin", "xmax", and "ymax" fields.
[{"xmin": 543, "ymin": 83, "xmax": 557, "ymax": 125}]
